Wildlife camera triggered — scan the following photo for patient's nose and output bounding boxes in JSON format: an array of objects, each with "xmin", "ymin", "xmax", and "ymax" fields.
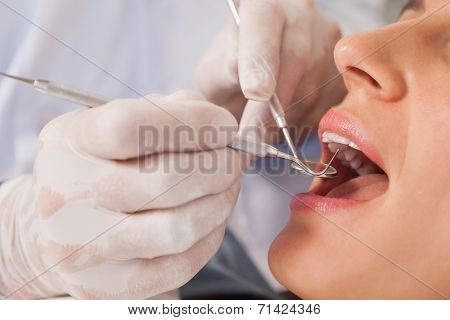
[{"xmin": 334, "ymin": 25, "xmax": 407, "ymax": 102}]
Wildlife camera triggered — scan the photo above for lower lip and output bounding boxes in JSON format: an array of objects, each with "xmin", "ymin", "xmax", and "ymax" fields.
[{"xmin": 290, "ymin": 193, "xmax": 364, "ymax": 214}]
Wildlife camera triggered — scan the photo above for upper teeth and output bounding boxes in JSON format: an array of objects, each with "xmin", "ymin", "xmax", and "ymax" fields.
[
  {"xmin": 322, "ymin": 132, "xmax": 361, "ymax": 151},
  {"xmin": 322, "ymin": 132, "xmax": 379, "ymax": 175}
]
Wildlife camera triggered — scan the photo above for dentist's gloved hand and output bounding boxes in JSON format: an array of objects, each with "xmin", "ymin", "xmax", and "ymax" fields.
[
  {"xmin": 0, "ymin": 91, "xmax": 242, "ymax": 299},
  {"xmin": 196, "ymin": 0, "xmax": 346, "ymax": 141}
]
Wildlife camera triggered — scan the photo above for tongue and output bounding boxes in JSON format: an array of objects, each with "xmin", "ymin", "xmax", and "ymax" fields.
[{"xmin": 326, "ymin": 174, "xmax": 388, "ymax": 201}]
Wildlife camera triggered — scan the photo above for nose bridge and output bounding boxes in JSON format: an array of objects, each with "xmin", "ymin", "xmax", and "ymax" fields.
[{"xmin": 334, "ymin": 23, "xmax": 411, "ymax": 102}]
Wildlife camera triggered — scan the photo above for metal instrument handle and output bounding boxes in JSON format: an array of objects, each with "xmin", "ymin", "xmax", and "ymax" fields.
[{"xmin": 34, "ymin": 80, "xmax": 111, "ymax": 108}]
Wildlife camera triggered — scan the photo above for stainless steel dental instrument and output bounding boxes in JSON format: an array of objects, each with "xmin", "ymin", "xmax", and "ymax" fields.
[
  {"xmin": 0, "ymin": 72, "xmax": 110, "ymax": 108},
  {"xmin": 0, "ymin": 71, "xmax": 338, "ymax": 178},
  {"xmin": 229, "ymin": 136, "xmax": 337, "ymax": 178},
  {"xmin": 225, "ymin": 0, "xmax": 338, "ymax": 177}
]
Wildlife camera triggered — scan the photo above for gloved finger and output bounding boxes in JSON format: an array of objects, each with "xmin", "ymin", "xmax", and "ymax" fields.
[
  {"xmin": 239, "ymin": 22, "xmax": 311, "ymax": 133},
  {"xmin": 94, "ymin": 148, "xmax": 243, "ymax": 212},
  {"xmin": 238, "ymin": 29, "xmax": 313, "ymax": 141},
  {"xmin": 67, "ymin": 225, "xmax": 225, "ymax": 299},
  {"xmin": 68, "ymin": 95, "xmax": 238, "ymax": 160},
  {"xmin": 277, "ymin": 15, "xmax": 342, "ymax": 124},
  {"xmin": 238, "ymin": 0, "xmax": 285, "ymax": 101},
  {"xmin": 238, "ymin": 100, "xmax": 278, "ymax": 143},
  {"xmin": 102, "ymin": 180, "xmax": 240, "ymax": 260},
  {"xmin": 144, "ymin": 93, "xmax": 165, "ymax": 99},
  {"xmin": 222, "ymin": 91, "xmax": 248, "ymax": 121},
  {"xmin": 134, "ymin": 225, "xmax": 226, "ymax": 300},
  {"xmin": 195, "ymin": 20, "xmax": 241, "ymax": 106},
  {"xmin": 162, "ymin": 90, "xmax": 207, "ymax": 102},
  {"xmin": 275, "ymin": 27, "xmax": 311, "ymax": 109},
  {"xmin": 41, "ymin": 183, "xmax": 236, "ymax": 272}
]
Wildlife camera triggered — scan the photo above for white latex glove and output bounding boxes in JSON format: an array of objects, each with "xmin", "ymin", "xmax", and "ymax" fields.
[
  {"xmin": 196, "ymin": 0, "xmax": 346, "ymax": 142},
  {"xmin": 0, "ymin": 91, "xmax": 242, "ymax": 299}
]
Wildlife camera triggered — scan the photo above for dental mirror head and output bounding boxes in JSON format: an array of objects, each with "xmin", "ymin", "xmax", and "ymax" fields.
[
  {"xmin": 289, "ymin": 149, "xmax": 340, "ymax": 179},
  {"xmin": 291, "ymin": 161, "xmax": 338, "ymax": 178}
]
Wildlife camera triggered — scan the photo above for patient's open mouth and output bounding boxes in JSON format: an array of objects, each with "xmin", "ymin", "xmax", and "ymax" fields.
[
  {"xmin": 291, "ymin": 109, "xmax": 389, "ymax": 212},
  {"xmin": 320, "ymin": 133, "xmax": 388, "ymax": 201}
]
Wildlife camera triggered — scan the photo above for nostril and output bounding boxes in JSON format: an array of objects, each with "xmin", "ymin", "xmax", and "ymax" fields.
[{"xmin": 347, "ymin": 66, "xmax": 381, "ymax": 89}]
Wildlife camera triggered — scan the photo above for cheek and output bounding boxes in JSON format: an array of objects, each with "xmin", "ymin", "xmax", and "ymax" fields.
[{"xmin": 399, "ymin": 106, "xmax": 450, "ymax": 212}]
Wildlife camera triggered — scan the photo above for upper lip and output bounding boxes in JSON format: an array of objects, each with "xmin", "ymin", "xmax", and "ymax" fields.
[{"xmin": 318, "ymin": 108, "xmax": 386, "ymax": 174}]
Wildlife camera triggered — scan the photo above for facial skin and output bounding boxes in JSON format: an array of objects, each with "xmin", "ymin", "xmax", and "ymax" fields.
[{"xmin": 269, "ymin": 0, "xmax": 450, "ymax": 299}]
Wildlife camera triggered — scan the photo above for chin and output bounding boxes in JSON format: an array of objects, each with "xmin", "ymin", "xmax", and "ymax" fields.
[
  {"xmin": 268, "ymin": 221, "xmax": 367, "ymax": 300},
  {"xmin": 268, "ymin": 225, "xmax": 332, "ymax": 299},
  {"xmin": 269, "ymin": 222, "xmax": 444, "ymax": 300}
]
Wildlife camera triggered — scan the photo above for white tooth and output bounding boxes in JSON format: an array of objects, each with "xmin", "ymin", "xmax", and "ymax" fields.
[
  {"xmin": 322, "ymin": 132, "xmax": 331, "ymax": 141},
  {"xmin": 335, "ymin": 136, "xmax": 351, "ymax": 146},
  {"xmin": 323, "ymin": 132, "xmax": 360, "ymax": 150},
  {"xmin": 321, "ymin": 132, "xmax": 331, "ymax": 143},
  {"xmin": 350, "ymin": 158, "xmax": 363, "ymax": 170},
  {"xmin": 344, "ymin": 148, "xmax": 357, "ymax": 161},
  {"xmin": 356, "ymin": 163, "xmax": 378, "ymax": 176},
  {"xmin": 327, "ymin": 143, "xmax": 339, "ymax": 153},
  {"xmin": 323, "ymin": 132, "xmax": 349, "ymax": 144},
  {"xmin": 349, "ymin": 141, "xmax": 361, "ymax": 151}
]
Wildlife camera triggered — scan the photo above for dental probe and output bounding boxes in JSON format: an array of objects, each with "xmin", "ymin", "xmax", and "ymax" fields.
[
  {"xmin": 229, "ymin": 136, "xmax": 338, "ymax": 178},
  {"xmin": 0, "ymin": 71, "xmax": 338, "ymax": 178},
  {"xmin": 225, "ymin": 0, "xmax": 301, "ymax": 164}
]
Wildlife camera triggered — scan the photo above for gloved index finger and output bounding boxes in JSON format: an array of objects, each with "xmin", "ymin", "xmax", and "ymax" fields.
[
  {"xmin": 238, "ymin": 0, "xmax": 285, "ymax": 102},
  {"xmin": 68, "ymin": 95, "xmax": 238, "ymax": 160}
]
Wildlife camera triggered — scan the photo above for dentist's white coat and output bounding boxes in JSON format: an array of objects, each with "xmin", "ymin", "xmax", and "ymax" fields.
[{"xmin": 0, "ymin": 0, "xmax": 398, "ymax": 291}]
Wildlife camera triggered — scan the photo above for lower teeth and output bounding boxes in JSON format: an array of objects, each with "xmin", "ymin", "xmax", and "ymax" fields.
[{"xmin": 356, "ymin": 163, "xmax": 379, "ymax": 176}]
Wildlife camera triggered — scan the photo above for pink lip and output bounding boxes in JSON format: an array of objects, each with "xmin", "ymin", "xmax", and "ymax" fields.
[
  {"xmin": 290, "ymin": 193, "xmax": 363, "ymax": 213},
  {"xmin": 290, "ymin": 108, "xmax": 385, "ymax": 214}
]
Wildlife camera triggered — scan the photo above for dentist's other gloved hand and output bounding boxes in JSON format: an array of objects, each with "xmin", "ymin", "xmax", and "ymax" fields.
[
  {"xmin": 196, "ymin": 0, "xmax": 346, "ymax": 141},
  {"xmin": 0, "ymin": 91, "xmax": 242, "ymax": 299}
]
